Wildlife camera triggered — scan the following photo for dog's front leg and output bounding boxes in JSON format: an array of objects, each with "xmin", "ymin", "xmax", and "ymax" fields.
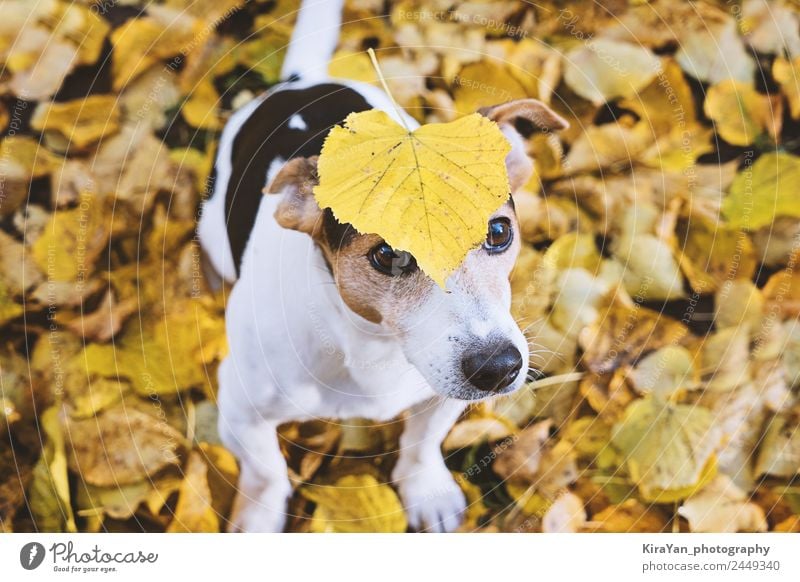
[
  {"xmin": 217, "ymin": 359, "xmax": 292, "ymax": 533},
  {"xmin": 222, "ymin": 417, "xmax": 291, "ymax": 533},
  {"xmin": 392, "ymin": 397, "xmax": 469, "ymax": 532}
]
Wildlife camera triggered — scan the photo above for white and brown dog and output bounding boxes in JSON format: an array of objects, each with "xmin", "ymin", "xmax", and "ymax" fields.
[{"xmin": 198, "ymin": 0, "xmax": 568, "ymax": 532}]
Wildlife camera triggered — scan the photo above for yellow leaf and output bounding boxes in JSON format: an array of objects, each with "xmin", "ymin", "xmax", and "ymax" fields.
[
  {"xmin": 563, "ymin": 40, "xmax": 660, "ymax": 105},
  {"xmin": 620, "ymin": 59, "xmax": 696, "ymax": 135},
  {"xmin": 452, "ymin": 61, "xmax": 527, "ymax": 116},
  {"xmin": 32, "ymin": 193, "xmax": 109, "ymax": 281},
  {"xmin": 302, "ymin": 474, "xmax": 407, "ymax": 533},
  {"xmin": 612, "ymin": 395, "xmax": 720, "ymax": 502},
  {"xmin": 31, "ymin": 95, "xmax": 120, "ymax": 149},
  {"xmin": 676, "ymin": 216, "xmax": 757, "ymax": 293},
  {"xmin": 774, "ymin": 57, "xmax": 800, "ymax": 119},
  {"xmin": 755, "ymin": 407, "xmax": 800, "ymax": 478},
  {"xmin": 506, "ymin": 483, "xmax": 551, "ymax": 517},
  {"xmin": 563, "ymin": 120, "xmax": 652, "ymax": 174},
  {"xmin": 199, "ymin": 443, "xmax": 239, "ymax": 520},
  {"xmin": 314, "ymin": 110, "xmax": 511, "ymax": 287},
  {"xmin": 182, "ymin": 79, "xmax": 221, "ymax": 130},
  {"xmin": 28, "ymin": 407, "xmax": 77, "ymax": 532},
  {"xmin": 0, "ymin": 279, "xmax": 23, "ymax": 325},
  {"xmin": 631, "ymin": 346, "xmax": 696, "ymax": 398},
  {"xmin": 704, "ymin": 80, "xmax": 773, "ymax": 146},
  {"xmin": 49, "ymin": 1, "xmax": 110, "ymax": 67},
  {"xmin": 170, "ymin": 145, "xmax": 217, "ymax": 193},
  {"xmin": 110, "ymin": 16, "xmax": 197, "ymax": 91},
  {"xmin": 724, "ymin": 152, "xmax": 800, "ymax": 229},
  {"xmin": 543, "ymin": 232, "xmax": 602, "ymax": 273},
  {"xmin": 561, "ymin": 416, "xmax": 617, "ymax": 468},
  {"xmin": 329, "ymin": 50, "xmax": 377, "ymax": 83},
  {"xmin": 0, "ymin": 135, "xmax": 57, "ymax": 181},
  {"xmin": 168, "ymin": 450, "xmax": 220, "ymax": 532},
  {"xmin": 235, "ymin": 32, "xmax": 288, "ymax": 84},
  {"xmin": 442, "ymin": 416, "xmax": 515, "ymax": 450}
]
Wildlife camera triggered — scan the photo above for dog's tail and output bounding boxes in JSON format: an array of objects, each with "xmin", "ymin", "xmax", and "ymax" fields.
[{"xmin": 280, "ymin": 0, "xmax": 345, "ymax": 82}]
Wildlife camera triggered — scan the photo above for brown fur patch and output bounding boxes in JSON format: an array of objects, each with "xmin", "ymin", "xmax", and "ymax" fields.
[{"xmin": 268, "ymin": 157, "xmax": 323, "ymax": 236}]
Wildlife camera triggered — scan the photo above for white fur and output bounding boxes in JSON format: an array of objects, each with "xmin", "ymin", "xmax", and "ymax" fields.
[{"xmin": 287, "ymin": 114, "xmax": 307, "ymax": 130}]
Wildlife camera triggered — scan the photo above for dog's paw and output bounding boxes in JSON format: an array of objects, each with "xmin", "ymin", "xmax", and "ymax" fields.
[
  {"xmin": 393, "ymin": 461, "xmax": 466, "ymax": 533},
  {"xmin": 228, "ymin": 486, "xmax": 289, "ymax": 533}
]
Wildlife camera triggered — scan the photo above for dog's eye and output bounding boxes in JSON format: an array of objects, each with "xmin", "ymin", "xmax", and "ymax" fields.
[
  {"xmin": 369, "ymin": 243, "xmax": 417, "ymax": 276},
  {"xmin": 484, "ymin": 218, "xmax": 513, "ymax": 253}
]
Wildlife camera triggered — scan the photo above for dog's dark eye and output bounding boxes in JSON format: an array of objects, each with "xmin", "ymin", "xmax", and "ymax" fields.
[
  {"xmin": 484, "ymin": 218, "xmax": 513, "ymax": 253},
  {"xmin": 369, "ymin": 243, "xmax": 417, "ymax": 276}
]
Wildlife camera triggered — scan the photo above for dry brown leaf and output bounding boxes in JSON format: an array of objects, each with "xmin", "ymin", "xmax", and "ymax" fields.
[
  {"xmin": 66, "ymin": 407, "xmax": 185, "ymax": 487},
  {"xmin": 678, "ymin": 475, "xmax": 767, "ymax": 533}
]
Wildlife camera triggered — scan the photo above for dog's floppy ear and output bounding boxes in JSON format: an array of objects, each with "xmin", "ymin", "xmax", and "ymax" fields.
[
  {"xmin": 479, "ymin": 99, "xmax": 569, "ymax": 192},
  {"xmin": 265, "ymin": 156, "xmax": 322, "ymax": 236}
]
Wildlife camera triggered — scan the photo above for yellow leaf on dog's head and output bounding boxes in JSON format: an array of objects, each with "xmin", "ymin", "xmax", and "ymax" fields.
[{"xmin": 314, "ymin": 110, "xmax": 511, "ymax": 287}]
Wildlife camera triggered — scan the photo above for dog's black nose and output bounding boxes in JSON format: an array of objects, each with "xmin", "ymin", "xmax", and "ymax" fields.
[{"xmin": 461, "ymin": 341, "xmax": 523, "ymax": 393}]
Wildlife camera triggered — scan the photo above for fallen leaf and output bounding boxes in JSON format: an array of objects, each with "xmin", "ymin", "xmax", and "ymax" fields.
[
  {"xmin": 31, "ymin": 193, "xmax": 109, "ymax": 282},
  {"xmin": 612, "ymin": 394, "xmax": 720, "ymax": 502},
  {"xmin": 302, "ymin": 474, "xmax": 407, "ymax": 533},
  {"xmin": 704, "ymin": 80, "xmax": 774, "ymax": 146},
  {"xmin": 579, "ymin": 296, "xmax": 689, "ymax": 375},
  {"xmin": 586, "ymin": 499, "xmax": 669, "ymax": 533},
  {"xmin": 66, "ymin": 407, "xmax": 185, "ymax": 487},
  {"xmin": 31, "ymin": 95, "xmax": 121, "ymax": 149},
  {"xmin": 723, "ymin": 152, "xmax": 800, "ymax": 230},
  {"xmin": 630, "ymin": 346, "xmax": 696, "ymax": 398},
  {"xmin": 181, "ymin": 79, "xmax": 221, "ymax": 130},
  {"xmin": 28, "ymin": 407, "xmax": 77, "ymax": 532},
  {"xmin": 167, "ymin": 450, "xmax": 219, "ymax": 532},
  {"xmin": 679, "ymin": 475, "xmax": 767, "ymax": 532},
  {"xmin": 493, "ymin": 420, "xmax": 551, "ymax": 482},
  {"xmin": 755, "ymin": 406, "xmax": 800, "ymax": 478},
  {"xmin": 564, "ymin": 39, "xmax": 660, "ymax": 105},
  {"xmin": 542, "ymin": 491, "xmax": 586, "ymax": 533},
  {"xmin": 675, "ymin": 16, "xmax": 755, "ymax": 84}
]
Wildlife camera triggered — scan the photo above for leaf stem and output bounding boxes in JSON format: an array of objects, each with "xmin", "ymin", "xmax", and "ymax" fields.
[{"xmin": 367, "ymin": 48, "xmax": 411, "ymax": 132}]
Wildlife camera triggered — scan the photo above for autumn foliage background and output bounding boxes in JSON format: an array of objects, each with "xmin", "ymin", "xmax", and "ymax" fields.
[{"xmin": 2, "ymin": 0, "xmax": 800, "ymax": 533}]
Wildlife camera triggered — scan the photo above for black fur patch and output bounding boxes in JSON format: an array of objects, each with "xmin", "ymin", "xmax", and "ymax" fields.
[{"xmin": 321, "ymin": 208, "xmax": 358, "ymax": 251}]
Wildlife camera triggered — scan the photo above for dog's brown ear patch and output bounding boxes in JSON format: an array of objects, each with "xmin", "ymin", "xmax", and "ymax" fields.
[
  {"xmin": 266, "ymin": 156, "xmax": 322, "ymax": 236},
  {"xmin": 479, "ymin": 99, "xmax": 569, "ymax": 192}
]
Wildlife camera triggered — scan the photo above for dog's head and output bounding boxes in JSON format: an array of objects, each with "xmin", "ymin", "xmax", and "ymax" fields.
[{"xmin": 268, "ymin": 99, "xmax": 568, "ymax": 401}]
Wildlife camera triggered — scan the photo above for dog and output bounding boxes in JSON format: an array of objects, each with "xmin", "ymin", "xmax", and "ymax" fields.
[{"xmin": 198, "ymin": 0, "xmax": 568, "ymax": 532}]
